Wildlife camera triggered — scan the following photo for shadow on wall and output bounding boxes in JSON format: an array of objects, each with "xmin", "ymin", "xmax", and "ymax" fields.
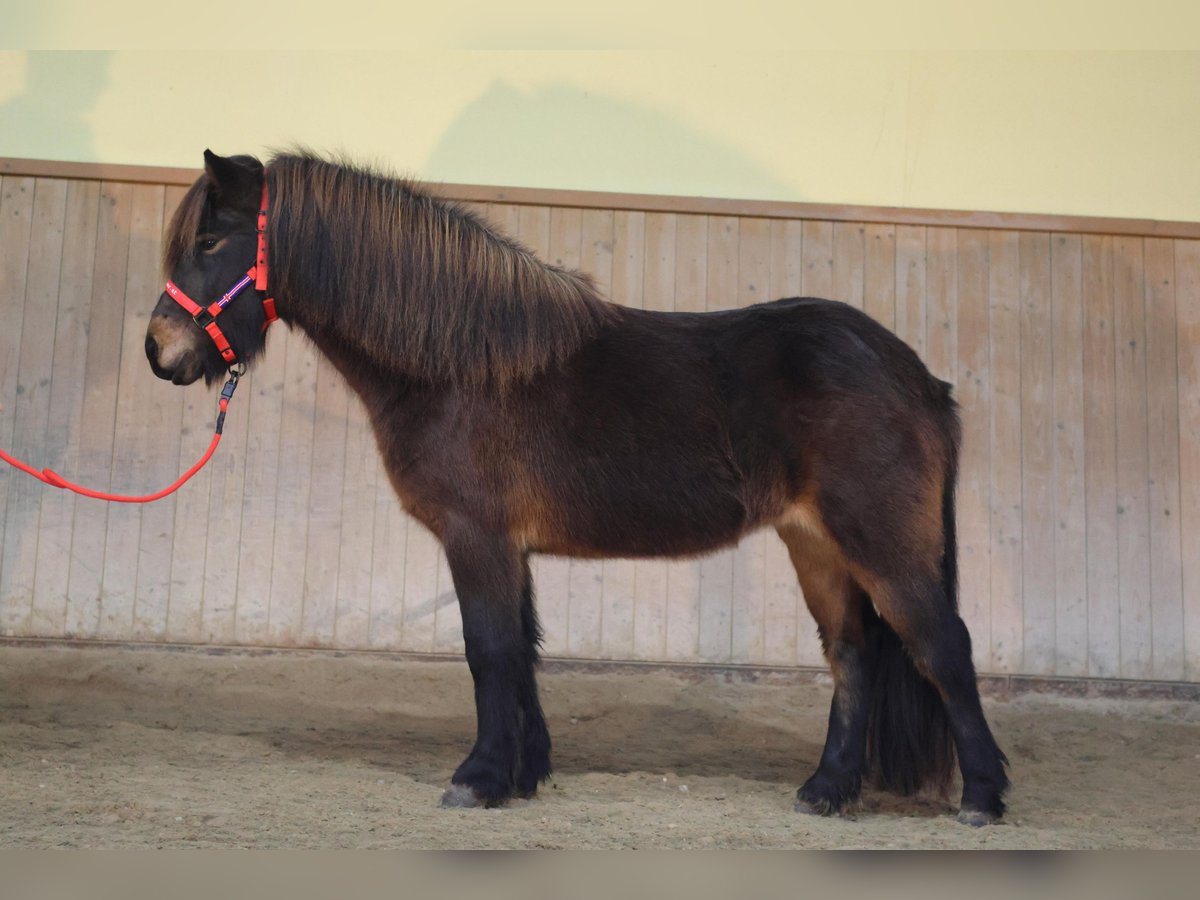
[
  {"xmin": 423, "ymin": 80, "xmax": 797, "ymax": 201},
  {"xmin": 0, "ymin": 52, "xmax": 111, "ymax": 162}
]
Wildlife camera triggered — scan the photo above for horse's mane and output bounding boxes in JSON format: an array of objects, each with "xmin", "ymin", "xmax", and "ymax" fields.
[
  {"xmin": 165, "ymin": 151, "xmax": 618, "ymax": 387},
  {"xmin": 261, "ymin": 152, "xmax": 618, "ymax": 387}
]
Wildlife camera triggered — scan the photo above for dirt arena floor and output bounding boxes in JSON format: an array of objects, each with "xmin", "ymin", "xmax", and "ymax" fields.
[{"xmin": 0, "ymin": 642, "xmax": 1197, "ymax": 849}]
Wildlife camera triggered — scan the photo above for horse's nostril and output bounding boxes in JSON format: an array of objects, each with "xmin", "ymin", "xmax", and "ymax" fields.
[{"xmin": 145, "ymin": 334, "xmax": 159, "ymax": 364}]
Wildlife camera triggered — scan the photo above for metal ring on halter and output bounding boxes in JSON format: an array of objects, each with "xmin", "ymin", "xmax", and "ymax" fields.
[{"xmin": 229, "ymin": 362, "xmax": 247, "ymax": 379}]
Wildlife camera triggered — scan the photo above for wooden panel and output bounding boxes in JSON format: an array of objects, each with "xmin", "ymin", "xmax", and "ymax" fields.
[
  {"xmin": 0, "ymin": 177, "xmax": 36, "ymax": 634},
  {"xmin": 1018, "ymin": 232, "xmax": 1055, "ymax": 674},
  {"xmin": 300, "ymin": 355, "xmax": 349, "ymax": 645},
  {"xmin": 765, "ymin": 219, "xmax": 805, "ymax": 667},
  {"xmin": 1177, "ymin": 240, "xmax": 1200, "ymax": 682},
  {"xmin": 8, "ymin": 156, "xmax": 1200, "ymax": 241},
  {"xmin": 65, "ymin": 182, "xmax": 132, "ymax": 638},
  {"xmin": 127, "ymin": 186, "xmax": 179, "ymax": 641},
  {"xmin": 1050, "ymin": 234, "xmax": 1088, "ymax": 677},
  {"xmin": 832, "ymin": 222, "xmax": 864, "ymax": 309},
  {"xmin": 895, "ymin": 225, "xmax": 926, "ymax": 359},
  {"xmin": 1113, "ymin": 237, "xmax": 1152, "ymax": 678},
  {"xmin": 800, "ymin": 221, "xmax": 833, "ymax": 297},
  {"xmin": 633, "ymin": 212, "xmax": 674, "ymax": 661},
  {"xmin": 160, "ymin": 184, "xmax": 211, "ymax": 643},
  {"xmin": 266, "ymin": 333, "xmax": 319, "ymax": 645},
  {"xmin": 231, "ymin": 328, "xmax": 287, "ymax": 644},
  {"xmin": 1082, "ymin": 235, "xmax": 1121, "ymax": 678},
  {"xmin": 988, "ymin": 230, "xmax": 1022, "ymax": 673},
  {"xmin": 1143, "ymin": 238, "xmax": 1185, "ymax": 680},
  {"xmin": 697, "ymin": 215, "xmax": 738, "ymax": 663},
  {"xmin": 97, "ymin": 184, "xmax": 167, "ymax": 640},
  {"xmin": 0, "ymin": 177, "xmax": 57, "ymax": 637},
  {"xmin": 863, "ymin": 224, "xmax": 897, "ymax": 329},
  {"xmin": 3, "ymin": 172, "xmax": 1199, "ymax": 685},
  {"xmin": 30, "ymin": 181, "xmax": 100, "ymax": 638},
  {"xmin": 665, "ymin": 213, "xmax": 706, "ymax": 661},
  {"xmin": 731, "ymin": 218, "xmax": 770, "ymax": 664},
  {"xmin": 924, "ymin": 227, "xmax": 957, "ymax": 384},
  {"xmin": 955, "ymin": 228, "xmax": 992, "ymax": 671}
]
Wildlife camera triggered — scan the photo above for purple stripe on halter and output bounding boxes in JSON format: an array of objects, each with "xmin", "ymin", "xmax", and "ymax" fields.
[{"xmin": 217, "ymin": 274, "xmax": 255, "ymax": 309}]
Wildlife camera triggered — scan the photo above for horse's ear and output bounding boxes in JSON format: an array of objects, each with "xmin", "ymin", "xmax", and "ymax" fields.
[{"xmin": 203, "ymin": 149, "xmax": 262, "ymax": 210}]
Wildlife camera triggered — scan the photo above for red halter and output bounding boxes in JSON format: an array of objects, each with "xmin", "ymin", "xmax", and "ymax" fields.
[
  {"xmin": 164, "ymin": 182, "xmax": 279, "ymax": 364},
  {"xmin": 0, "ymin": 183, "xmax": 278, "ymax": 503}
]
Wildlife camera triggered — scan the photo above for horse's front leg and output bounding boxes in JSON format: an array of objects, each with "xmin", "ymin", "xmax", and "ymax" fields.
[{"xmin": 439, "ymin": 524, "xmax": 551, "ymax": 808}]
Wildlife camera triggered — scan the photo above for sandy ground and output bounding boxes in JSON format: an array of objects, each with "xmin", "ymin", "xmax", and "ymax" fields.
[{"xmin": 0, "ymin": 642, "xmax": 1197, "ymax": 849}]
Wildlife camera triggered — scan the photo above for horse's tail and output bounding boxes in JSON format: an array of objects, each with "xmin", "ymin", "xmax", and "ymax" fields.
[{"xmin": 866, "ymin": 381, "xmax": 959, "ymax": 797}]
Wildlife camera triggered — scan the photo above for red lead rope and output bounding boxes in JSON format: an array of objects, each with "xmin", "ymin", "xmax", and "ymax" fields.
[
  {"xmin": 0, "ymin": 370, "xmax": 241, "ymax": 503},
  {"xmin": 1, "ymin": 182, "xmax": 274, "ymax": 504}
]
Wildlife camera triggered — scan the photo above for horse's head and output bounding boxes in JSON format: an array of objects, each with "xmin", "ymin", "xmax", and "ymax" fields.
[{"xmin": 146, "ymin": 150, "xmax": 274, "ymax": 386}]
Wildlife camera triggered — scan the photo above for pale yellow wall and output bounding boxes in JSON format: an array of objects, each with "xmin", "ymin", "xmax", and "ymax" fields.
[{"xmin": 1, "ymin": 47, "xmax": 1198, "ymax": 221}]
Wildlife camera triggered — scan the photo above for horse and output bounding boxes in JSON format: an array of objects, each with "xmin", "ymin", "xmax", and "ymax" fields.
[{"xmin": 145, "ymin": 149, "xmax": 1009, "ymax": 825}]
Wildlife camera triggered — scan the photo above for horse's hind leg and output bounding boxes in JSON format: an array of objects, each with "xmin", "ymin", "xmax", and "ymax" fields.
[
  {"xmin": 862, "ymin": 572, "xmax": 1009, "ymax": 825},
  {"xmin": 777, "ymin": 521, "xmax": 877, "ymax": 816},
  {"xmin": 438, "ymin": 524, "xmax": 551, "ymax": 808}
]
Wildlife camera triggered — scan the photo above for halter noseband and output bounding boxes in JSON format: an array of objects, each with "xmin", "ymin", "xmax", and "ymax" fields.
[{"xmin": 164, "ymin": 182, "xmax": 279, "ymax": 365}]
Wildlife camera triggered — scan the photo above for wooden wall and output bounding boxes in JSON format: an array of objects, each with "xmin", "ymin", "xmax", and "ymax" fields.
[{"xmin": 1, "ymin": 164, "xmax": 1198, "ymax": 683}]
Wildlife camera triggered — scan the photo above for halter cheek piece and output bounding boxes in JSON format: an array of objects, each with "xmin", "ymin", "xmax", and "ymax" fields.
[{"xmin": 163, "ymin": 182, "xmax": 279, "ymax": 365}]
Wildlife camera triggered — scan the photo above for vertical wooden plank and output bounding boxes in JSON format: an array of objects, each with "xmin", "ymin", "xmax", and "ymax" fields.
[
  {"xmin": 300, "ymin": 356, "xmax": 349, "ymax": 646},
  {"xmin": 956, "ymin": 229, "xmax": 992, "ymax": 671},
  {"xmin": 575, "ymin": 209, "xmax": 616, "ymax": 657},
  {"xmin": 548, "ymin": 207, "xmax": 600, "ymax": 659},
  {"xmin": 699, "ymin": 215, "xmax": 738, "ymax": 663},
  {"xmin": 585, "ymin": 207, "xmax": 638, "ymax": 660},
  {"xmin": 831, "ymin": 222, "xmax": 864, "ymax": 309},
  {"xmin": 266, "ymin": 333, "xmax": 319, "ymax": 645},
  {"xmin": 1019, "ymin": 232, "xmax": 1055, "ymax": 675},
  {"xmin": 399, "ymin": 520, "xmax": 440, "ymax": 654},
  {"xmin": 731, "ymin": 217, "xmax": 770, "ymax": 664},
  {"xmin": 1050, "ymin": 234, "xmax": 1088, "ymax": 677},
  {"xmin": 0, "ymin": 177, "xmax": 35, "ymax": 609},
  {"xmin": 633, "ymin": 212, "xmax": 675, "ymax": 661},
  {"xmin": 1, "ymin": 178, "xmax": 66, "ymax": 636},
  {"xmin": 604, "ymin": 209, "xmax": 644, "ymax": 657},
  {"xmin": 65, "ymin": 182, "xmax": 131, "ymax": 638},
  {"xmin": 800, "ymin": 221, "xmax": 833, "ymax": 298},
  {"xmin": 894, "ymin": 225, "xmax": 927, "ymax": 359},
  {"xmin": 925, "ymin": 227, "xmax": 957, "ymax": 384},
  {"xmin": 367, "ymin": 457, "xmax": 407, "ymax": 651},
  {"xmin": 1143, "ymin": 238, "xmax": 1184, "ymax": 680},
  {"xmin": 433, "ymin": 540, "xmax": 462, "ymax": 654},
  {"xmin": 1082, "ymin": 235, "xmax": 1120, "ymax": 678},
  {"xmin": 231, "ymin": 327, "xmax": 287, "ymax": 644},
  {"xmin": 485, "ymin": 203, "xmax": 522, "ymax": 240},
  {"xmin": 665, "ymin": 213, "xmax": 707, "ymax": 661},
  {"xmin": 30, "ymin": 181, "xmax": 100, "ymax": 638},
  {"xmin": 197, "ymin": 363, "xmax": 249, "ymax": 644},
  {"xmin": 863, "ymin": 224, "xmax": 897, "ymax": 330},
  {"xmin": 764, "ymin": 218, "xmax": 805, "ymax": 667},
  {"xmin": 335, "ymin": 395, "xmax": 379, "ymax": 649},
  {"xmin": 1176, "ymin": 240, "xmax": 1200, "ymax": 683},
  {"xmin": 160, "ymin": 184, "xmax": 214, "ymax": 643},
  {"xmin": 1113, "ymin": 236, "xmax": 1152, "ymax": 679},
  {"xmin": 130, "ymin": 186, "xmax": 181, "ymax": 641},
  {"xmin": 98, "ymin": 183, "xmax": 168, "ymax": 640},
  {"xmin": 988, "ymin": 230, "xmax": 1022, "ymax": 674}
]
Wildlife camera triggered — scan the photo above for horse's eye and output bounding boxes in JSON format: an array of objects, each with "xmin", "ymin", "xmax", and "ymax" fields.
[{"xmin": 198, "ymin": 236, "xmax": 219, "ymax": 252}]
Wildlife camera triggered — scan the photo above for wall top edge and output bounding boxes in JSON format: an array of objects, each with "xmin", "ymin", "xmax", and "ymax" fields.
[{"xmin": 4, "ymin": 157, "xmax": 1198, "ymax": 240}]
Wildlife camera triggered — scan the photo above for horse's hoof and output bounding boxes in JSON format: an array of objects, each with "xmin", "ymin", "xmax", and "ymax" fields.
[
  {"xmin": 439, "ymin": 784, "xmax": 485, "ymax": 809},
  {"xmin": 793, "ymin": 796, "xmax": 835, "ymax": 817},
  {"xmin": 956, "ymin": 806, "xmax": 1000, "ymax": 827}
]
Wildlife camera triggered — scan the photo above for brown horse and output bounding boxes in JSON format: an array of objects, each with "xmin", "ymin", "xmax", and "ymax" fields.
[{"xmin": 146, "ymin": 150, "xmax": 1008, "ymax": 825}]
